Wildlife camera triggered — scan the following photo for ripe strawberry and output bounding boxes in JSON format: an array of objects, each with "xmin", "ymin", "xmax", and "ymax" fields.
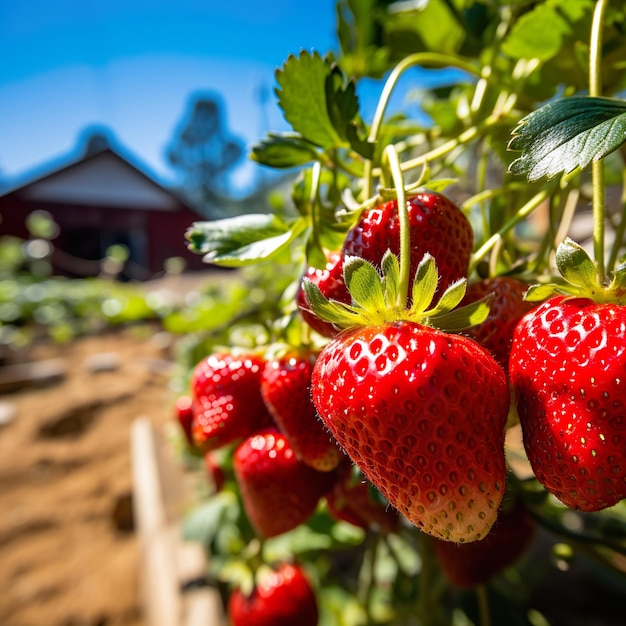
[
  {"xmin": 261, "ymin": 349, "xmax": 341, "ymax": 472},
  {"xmin": 228, "ymin": 562, "xmax": 318, "ymax": 626},
  {"xmin": 510, "ymin": 295, "xmax": 626, "ymax": 511},
  {"xmin": 233, "ymin": 429, "xmax": 336, "ymax": 538},
  {"xmin": 433, "ymin": 494, "xmax": 536, "ymax": 588},
  {"xmin": 296, "ymin": 251, "xmax": 351, "ymax": 337},
  {"xmin": 459, "ymin": 276, "xmax": 535, "ymax": 372},
  {"xmin": 173, "ymin": 395, "xmax": 195, "ymax": 447},
  {"xmin": 341, "ymin": 192, "xmax": 473, "ymax": 304},
  {"xmin": 311, "ymin": 321, "xmax": 509, "ymax": 542},
  {"xmin": 191, "ymin": 352, "xmax": 274, "ymax": 452},
  {"xmin": 203, "ymin": 451, "xmax": 225, "ymax": 492},
  {"xmin": 326, "ymin": 460, "xmax": 400, "ymax": 532}
]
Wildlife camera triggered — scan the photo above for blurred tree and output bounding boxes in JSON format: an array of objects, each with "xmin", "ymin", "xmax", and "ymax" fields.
[{"xmin": 166, "ymin": 93, "xmax": 245, "ymax": 217}]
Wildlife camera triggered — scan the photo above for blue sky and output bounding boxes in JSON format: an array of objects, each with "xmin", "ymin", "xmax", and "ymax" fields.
[
  {"xmin": 0, "ymin": 1, "xmax": 343, "ymax": 194},
  {"xmin": 0, "ymin": 1, "xmax": 440, "ymax": 197}
]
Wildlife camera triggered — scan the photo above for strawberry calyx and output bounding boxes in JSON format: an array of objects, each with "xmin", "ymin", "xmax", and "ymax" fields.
[
  {"xmin": 221, "ymin": 537, "xmax": 267, "ymax": 598},
  {"xmin": 303, "ymin": 250, "xmax": 492, "ymax": 332},
  {"xmin": 526, "ymin": 237, "xmax": 626, "ymax": 304}
]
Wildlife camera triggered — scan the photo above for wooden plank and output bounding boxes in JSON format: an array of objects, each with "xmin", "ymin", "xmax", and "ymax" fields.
[
  {"xmin": 131, "ymin": 417, "xmax": 225, "ymax": 626},
  {"xmin": 131, "ymin": 418, "xmax": 181, "ymax": 626}
]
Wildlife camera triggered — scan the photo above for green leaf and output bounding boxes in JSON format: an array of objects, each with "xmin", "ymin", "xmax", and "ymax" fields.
[
  {"xmin": 555, "ymin": 238, "xmax": 599, "ymax": 290},
  {"xmin": 381, "ymin": 251, "xmax": 400, "ymax": 308},
  {"xmin": 501, "ymin": 3, "xmax": 570, "ymax": 62},
  {"xmin": 275, "ymin": 51, "xmax": 342, "ymax": 149},
  {"xmin": 343, "ymin": 256, "xmax": 386, "ymax": 312},
  {"xmin": 509, "ymin": 96, "xmax": 626, "ymax": 181},
  {"xmin": 410, "ymin": 254, "xmax": 439, "ymax": 314},
  {"xmin": 430, "ymin": 297, "xmax": 491, "ymax": 332},
  {"xmin": 524, "ymin": 282, "xmax": 563, "ymax": 302},
  {"xmin": 182, "ymin": 492, "xmax": 239, "ymax": 544},
  {"xmin": 385, "ymin": 0, "xmax": 465, "ymax": 56},
  {"xmin": 325, "ymin": 65, "xmax": 359, "ymax": 143},
  {"xmin": 302, "ymin": 280, "xmax": 360, "ymax": 328},
  {"xmin": 250, "ymin": 133, "xmax": 319, "ymax": 169},
  {"xmin": 186, "ymin": 214, "xmax": 306, "ymax": 267},
  {"xmin": 609, "ymin": 263, "xmax": 626, "ymax": 302},
  {"xmin": 345, "ymin": 122, "xmax": 376, "ymax": 160},
  {"xmin": 425, "ymin": 278, "xmax": 467, "ymax": 317}
]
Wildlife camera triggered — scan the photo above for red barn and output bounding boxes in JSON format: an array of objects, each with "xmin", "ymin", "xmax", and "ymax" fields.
[{"xmin": 0, "ymin": 133, "xmax": 208, "ymax": 279}]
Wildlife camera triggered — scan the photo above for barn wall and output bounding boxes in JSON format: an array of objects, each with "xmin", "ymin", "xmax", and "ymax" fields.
[{"xmin": 0, "ymin": 197, "xmax": 207, "ymax": 278}]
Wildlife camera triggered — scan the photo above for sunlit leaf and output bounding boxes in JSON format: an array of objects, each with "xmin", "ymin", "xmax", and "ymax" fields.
[
  {"xmin": 509, "ymin": 96, "xmax": 626, "ymax": 180},
  {"xmin": 186, "ymin": 214, "xmax": 307, "ymax": 266},
  {"xmin": 276, "ymin": 51, "xmax": 342, "ymax": 148},
  {"xmin": 250, "ymin": 133, "xmax": 319, "ymax": 168}
]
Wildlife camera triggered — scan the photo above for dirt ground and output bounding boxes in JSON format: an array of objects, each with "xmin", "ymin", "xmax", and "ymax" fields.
[{"xmin": 0, "ymin": 324, "xmax": 182, "ymax": 626}]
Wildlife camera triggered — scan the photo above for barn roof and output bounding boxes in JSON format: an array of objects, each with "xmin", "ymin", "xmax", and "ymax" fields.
[{"xmin": 0, "ymin": 131, "xmax": 202, "ymax": 216}]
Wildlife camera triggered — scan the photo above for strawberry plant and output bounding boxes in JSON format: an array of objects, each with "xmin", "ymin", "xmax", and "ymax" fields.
[{"xmin": 176, "ymin": 1, "xmax": 626, "ymax": 625}]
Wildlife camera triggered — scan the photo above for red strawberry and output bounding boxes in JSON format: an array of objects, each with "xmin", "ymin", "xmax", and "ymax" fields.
[
  {"xmin": 173, "ymin": 395, "xmax": 195, "ymax": 447},
  {"xmin": 191, "ymin": 352, "xmax": 273, "ymax": 452},
  {"xmin": 233, "ymin": 428, "xmax": 336, "ymax": 538},
  {"xmin": 433, "ymin": 494, "xmax": 535, "ymax": 588},
  {"xmin": 459, "ymin": 276, "xmax": 535, "ymax": 372},
  {"xmin": 510, "ymin": 295, "xmax": 626, "ymax": 511},
  {"xmin": 326, "ymin": 460, "xmax": 400, "ymax": 532},
  {"xmin": 341, "ymin": 192, "xmax": 473, "ymax": 304},
  {"xmin": 203, "ymin": 451, "xmax": 225, "ymax": 492},
  {"xmin": 296, "ymin": 251, "xmax": 351, "ymax": 337},
  {"xmin": 261, "ymin": 349, "xmax": 340, "ymax": 472},
  {"xmin": 311, "ymin": 321, "xmax": 509, "ymax": 542},
  {"xmin": 228, "ymin": 562, "xmax": 318, "ymax": 626}
]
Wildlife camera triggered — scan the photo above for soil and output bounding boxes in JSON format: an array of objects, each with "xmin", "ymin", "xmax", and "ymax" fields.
[{"xmin": 0, "ymin": 324, "xmax": 181, "ymax": 626}]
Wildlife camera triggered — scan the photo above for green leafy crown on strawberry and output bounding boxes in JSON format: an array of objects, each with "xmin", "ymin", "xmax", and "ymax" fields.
[
  {"xmin": 303, "ymin": 250, "xmax": 491, "ymax": 334},
  {"xmin": 525, "ymin": 237, "xmax": 626, "ymax": 305}
]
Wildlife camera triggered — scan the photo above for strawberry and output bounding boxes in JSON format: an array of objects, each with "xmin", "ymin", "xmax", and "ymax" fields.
[
  {"xmin": 191, "ymin": 352, "xmax": 274, "ymax": 452},
  {"xmin": 341, "ymin": 192, "xmax": 473, "ymax": 305},
  {"xmin": 296, "ymin": 251, "xmax": 351, "ymax": 337},
  {"xmin": 173, "ymin": 394, "xmax": 195, "ymax": 447},
  {"xmin": 433, "ymin": 493, "xmax": 535, "ymax": 588},
  {"xmin": 228, "ymin": 562, "xmax": 318, "ymax": 626},
  {"xmin": 261, "ymin": 349, "xmax": 341, "ymax": 472},
  {"xmin": 459, "ymin": 276, "xmax": 535, "ymax": 372},
  {"xmin": 311, "ymin": 321, "xmax": 509, "ymax": 542},
  {"xmin": 510, "ymin": 294, "xmax": 626, "ymax": 511},
  {"xmin": 325, "ymin": 460, "xmax": 400, "ymax": 532},
  {"xmin": 233, "ymin": 428, "xmax": 336, "ymax": 538},
  {"xmin": 203, "ymin": 451, "xmax": 225, "ymax": 492}
]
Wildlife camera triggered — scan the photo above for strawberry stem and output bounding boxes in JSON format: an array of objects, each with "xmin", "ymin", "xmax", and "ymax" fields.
[
  {"xmin": 417, "ymin": 534, "xmax": 436, "ymax": 626},
  {"xmin": 396, "ymin": 115, "xmax": 504, "ymax": 174},
  {"xmin": 608, "ymin": 165, "xmax": 626, "ymax": 270},
  {"xmin": 476, "ymin": 584, "xmax": 492, "ymax": 626},
  {"xmin": 363, "ymin": 52, "xmax": 482, "ymax": 199},
  {"xmin": 308, "ymin": 161, "xmax": 325, "ymax": 266},
  {"xmin": 357, "ymin": 532, "xmax": 380, "ymax": 621},
  {"xmin": 469, "ymin": 187, "xmax": 554, "ymax": 273},
  {"xmin": 589, "ymin": 0, "xmax": 609, "ymax": 282},
  {"xmin": 385, "ymin": 145, "xmax": 410, "ymax": 309}
]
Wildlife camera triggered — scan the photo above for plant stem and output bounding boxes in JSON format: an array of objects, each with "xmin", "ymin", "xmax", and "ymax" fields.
[
  {"xmin": 469, "ymin": 188, "xmax": 552, "ymax": 273},
  {"xmin": 396, "ymin": 114, "xmax": 504, "ymax": 174},
  {"xmin": 386, "ymin": 145, "xmax": 410, "ymax": 308},
  {"xmin": 363, "ymin": 53, "xmax": 481, "ymax": 199},
  {"xmin": 590, "ymin": 0, "xmax": 609, "ymax": 281},
  {"xmin": 476, "ymin": 141, "xmax": 490, "ymax": 243},
  {"xmin": 309, "ymin": 160, "xmax": 324, "ymax": 263},
  {"xmin": 418, "ymin": 533, "xmax": 436, "ymax": 626},
  {"xmin": 358, "ymin": 532, "xmax": 380, "ymax": 621},
  {"xmin": 608, "ymin": 165, "xmax": 626, "ymax": 270},
  {"xmin": 476, "ymin": 585, "xmax": 492, "ymax": 626},
  {"xmin": 528, "ymin": 507, "xmax": 626, "ymax": 556},
  {"xmin": 460, "ymin": 183, "xmax": 530, "ymax": 213}
]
